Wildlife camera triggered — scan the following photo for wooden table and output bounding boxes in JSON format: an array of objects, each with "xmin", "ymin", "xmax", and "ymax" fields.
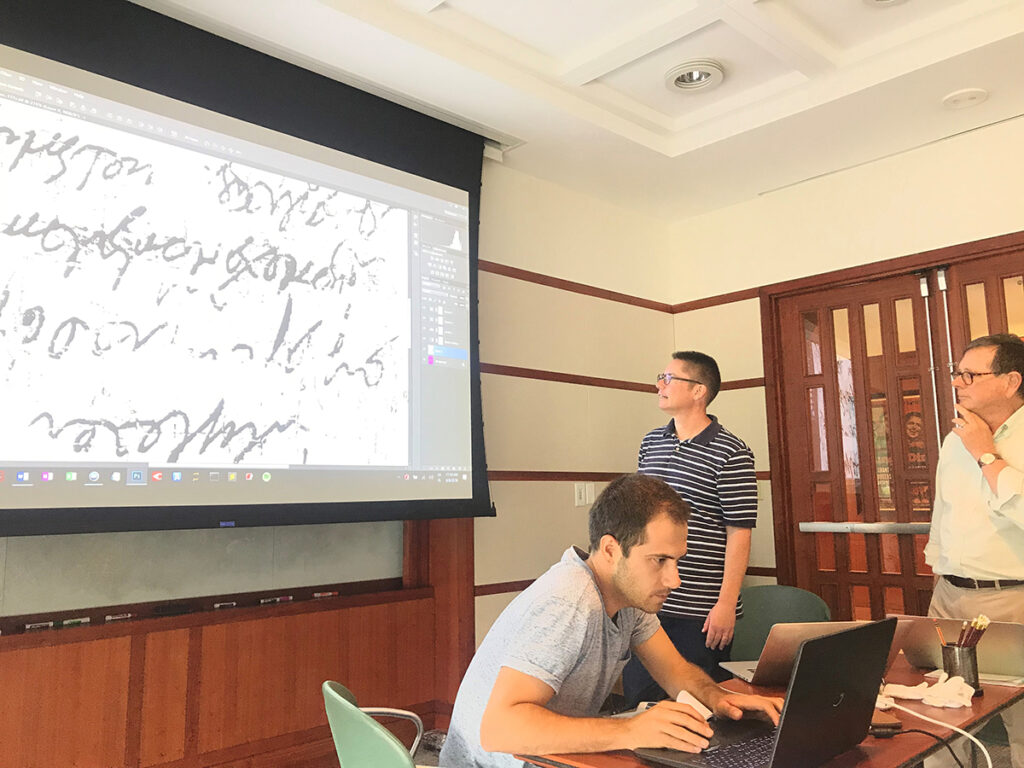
[{"xmin": 518, "ymin": 658, "xmax": 1024, "ymax": 768}]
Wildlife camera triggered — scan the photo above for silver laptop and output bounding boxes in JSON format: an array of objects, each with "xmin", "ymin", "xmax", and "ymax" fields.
[
  {"xmin": 890, "ymin": 614, "xmax": 1024, "ymax": 681},
  {"xmin": 720, "ymin": 620, "xmax": 910, "ymax": 686},
  {"xmin": 719, "ymin": 621, "xmax": 863, "ymax": 685}
]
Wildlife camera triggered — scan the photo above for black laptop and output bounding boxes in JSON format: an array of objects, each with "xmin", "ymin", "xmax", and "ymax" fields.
[{"xmin": 634, "ymin": 617, "xmax": 897, "ymax": 768}]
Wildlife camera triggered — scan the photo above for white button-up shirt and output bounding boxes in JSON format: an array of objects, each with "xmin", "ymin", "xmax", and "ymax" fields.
[{"xmin": 924, "ymin": 403, "xmax": 1024, "ymax": 580}]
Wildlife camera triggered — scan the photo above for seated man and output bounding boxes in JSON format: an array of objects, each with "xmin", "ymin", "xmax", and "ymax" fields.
[{"xmin": 440, "ymin": 473, "xmax": 783, "ymax": 768}]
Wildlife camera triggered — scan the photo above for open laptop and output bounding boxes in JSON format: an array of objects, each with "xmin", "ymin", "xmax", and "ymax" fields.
[
  {"xmin": 891, "ymin": 614, "xmax": 1024, "ymax": 683},
  {"xmin": 719, "ymin": 619, "xmax": 909, "ymax": 686},
  {"xmin": 635, "ymin": 617, "xmax": 897, "ymax": 768}
]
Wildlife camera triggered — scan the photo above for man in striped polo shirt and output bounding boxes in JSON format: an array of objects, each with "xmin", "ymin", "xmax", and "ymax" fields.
[{"xmin": 623, "ymin": 350, "xmax": 758, "ymax": 707}]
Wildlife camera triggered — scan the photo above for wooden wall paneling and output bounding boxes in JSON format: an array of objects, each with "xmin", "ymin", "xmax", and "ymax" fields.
[
  {"xmin": 139, "ymin": 629, "xmax": 190, "ymax": 767},
  {"xmin": 125, "ymin": 634, "xmax": 147, "ymax": 767},
  {"xmin": 0, "ymin": 636, "xmax": 132, "ymax": 768},
  {"xmin": 207, "ymin": 737, "xmax": 339, "ymax": 768},
  {"xmin": 196, "ymin": 599, "xmax": 436, "ymax": 756}
]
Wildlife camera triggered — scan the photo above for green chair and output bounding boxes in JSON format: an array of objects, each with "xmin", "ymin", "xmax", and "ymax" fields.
[
  {"xmin": 731, "ymin": 584, "xmax": 831, "ymax": 661},
  {"xmin": 322, "ymin": 681, "xmax": 425, "ymax": 767}
]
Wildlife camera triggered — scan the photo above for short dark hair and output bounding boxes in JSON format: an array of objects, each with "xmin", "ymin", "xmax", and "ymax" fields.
[
  {"xmin": 964, "ymin": 334, "xmax": 1024, "ymax": 399},
  {"xmin": 672, "ymin": 350, "xmax": 722, "ymax": 404},
  {"xmin": 588, "ymin": 473, "xmax": 690, "ymax": 556}
]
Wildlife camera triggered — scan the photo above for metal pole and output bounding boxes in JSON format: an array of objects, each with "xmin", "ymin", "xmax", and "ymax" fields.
[
  {"xmin": 920, "ymin": 274, "xmax": 943, "ymax": 444},
  {"xmin": 937, "ymin": 268, "xmax": 956, "ymax": 423}
]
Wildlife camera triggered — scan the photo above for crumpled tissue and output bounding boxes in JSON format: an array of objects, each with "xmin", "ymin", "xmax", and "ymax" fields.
[{"xmin": 880, "ymin": 672, "xmax": 975, "ymax": 708}]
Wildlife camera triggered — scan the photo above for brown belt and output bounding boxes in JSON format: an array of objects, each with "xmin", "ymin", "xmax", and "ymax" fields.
[{"xmin": 944, "ymin": 574, "xmax": 1024, "ymax": 590}]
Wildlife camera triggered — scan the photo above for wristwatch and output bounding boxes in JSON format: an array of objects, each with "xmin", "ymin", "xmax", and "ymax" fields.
[{"xmin": 978, "ymin": 452, "xmax": 1001, "ymax": 467}]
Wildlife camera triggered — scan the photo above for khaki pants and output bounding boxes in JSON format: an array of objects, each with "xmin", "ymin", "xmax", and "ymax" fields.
[{"xmin": 926, "ymin": 576, "xmax": 1024, "ymax": 768}]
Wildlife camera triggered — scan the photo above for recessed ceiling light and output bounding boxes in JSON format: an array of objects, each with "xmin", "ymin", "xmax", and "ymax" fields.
[
  {"xmin": 665, "ymin": 60, "xmax": 724, "ymax": 93},
  {"xmin": 942, "ymin": 88, "xmax": 989, "ymax": 110},
  {"xmin": 863, "ymin": 0, "xmax": 909, "ymax": 6}
]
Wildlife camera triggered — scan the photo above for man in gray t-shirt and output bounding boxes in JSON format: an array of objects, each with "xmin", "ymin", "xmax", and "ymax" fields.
[{"xmin": 440, "ymin": 474, "xmax": 782, "ymax": 768}]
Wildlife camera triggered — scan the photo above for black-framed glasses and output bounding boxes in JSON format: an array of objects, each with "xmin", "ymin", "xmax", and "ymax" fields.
[
  {"xmin": 950, "ymin": 369, "xmax": 996, "ymax": 385},
  {"xmin": 656, "ymin": 373, "xmax": 705, "ymax": 387}
]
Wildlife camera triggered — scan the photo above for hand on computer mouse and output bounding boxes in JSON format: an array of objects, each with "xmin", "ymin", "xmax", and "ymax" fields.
[{"xmin": 625, "ymin": 700, "xmax": 715, "ymax": 753}]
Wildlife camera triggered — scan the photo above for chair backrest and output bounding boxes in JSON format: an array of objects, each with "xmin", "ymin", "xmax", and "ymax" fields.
[
  {"xmin": 731, "ymin": 584, "xmax": 831, "ymax": 661},
  {"xmin": 322, "ymin": 681, "xmax": 415, "ymax": 768}
]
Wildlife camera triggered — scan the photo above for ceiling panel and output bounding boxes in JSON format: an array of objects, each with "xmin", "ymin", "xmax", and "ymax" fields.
[
  {"xmin": 763, "ymin": 0, "xmax": 977, "ymax": 51},
  {"xmin": 443, "ymin": 0, "xmax": 684, "ymax": 59},
  {"xmin": 596, "ymin": 19, "xmax": 795, "ymax": 117}
]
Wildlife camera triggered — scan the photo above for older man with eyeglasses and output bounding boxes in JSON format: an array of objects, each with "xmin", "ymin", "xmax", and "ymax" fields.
[
  {"xmin": 622, "ymin": 351, "xmax": 757, "ymax": 708},
  {"xmin": 925, "ymin": 333, "xmax": 1024, "ymax": 768}
]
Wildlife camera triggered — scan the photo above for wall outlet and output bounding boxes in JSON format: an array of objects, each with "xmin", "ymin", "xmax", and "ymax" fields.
[{"xmin": 574, "ymin": 482, "xmax": 587, "ymax": 507}]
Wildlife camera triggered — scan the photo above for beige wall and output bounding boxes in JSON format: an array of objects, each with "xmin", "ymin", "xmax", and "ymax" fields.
[
  {"xmin": 668, "ymin": 116, "xmax": 1024, "ymax": 302},
  {"xmin": 474, "ymin": 163, "xmax": 675, "ymax": 643}
]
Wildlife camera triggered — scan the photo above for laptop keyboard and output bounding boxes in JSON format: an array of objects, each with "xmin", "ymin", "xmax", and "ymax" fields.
[{"xmin": 684, "ymin": 732, "xmax": 775, "ymax": 768}]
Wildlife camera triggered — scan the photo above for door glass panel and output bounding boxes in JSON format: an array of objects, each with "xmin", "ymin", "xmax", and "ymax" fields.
[
  {"xmin": 884, "ymin": 586, "xmax": 905, "ymax": 615},
  {"xmin": 851, "ymin": 585, "xmax": 871, "ymax": 620},
  {"xmin": 803, "ymin": 310, "xmax": 823, "ymax": 375},
  {"xmin": 863, "ymin": 304, "xmax": 883, "ymax": 357},
  {"xmin": 901, "ymin": 378, "xmax": 927, "ymax": 472},
  {"xmin": 894, "ymin": 298, "xmax": 916, "ymax": 353},
  {"xmin": 914, "ymin": 535, "xmax": 931, "ymax": 576},
  {"xmin": 833, "ymin": 308, "xmax": 863, "ymax": 521},
  {"xmin": 849, "ymin": 534, "xmax": 867, "ymax": 573},
  {"xmin": 864, "ymin": 304, "xmax": 893, "ymax": 520},
  {"xmin": 808, "ymin": 387, "xmax": 828, "ymax": 472},
  {"xmin": 908, "ymin": 481, "xmax": 931, "ymax": 522},
  {"xmin": 871, "ymin": 400, "xmax": 893, "ymax": 518},
  {"xmin": 1005, "ymin": 276, "xmax": 1024, "ymax": 337},
  {"xmin": 813, "ymin": 482, "xmax": 835, "ymax": 572},
  {"xmin": 965, "ymin": 282, "xmax": 989, "ymax": 339},
  {"xmin": 881, "ymin": 534, "xmax": 901, "ymax": 574}
]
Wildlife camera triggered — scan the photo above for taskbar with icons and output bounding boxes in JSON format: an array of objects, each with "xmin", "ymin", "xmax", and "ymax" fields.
[
  {"xmin": 1, "ymin": 468, "xmax": 276, "ymax": 486},
  {"xmin": 0, "ymin": 465, "xmax": 474, "ymax": 509}
]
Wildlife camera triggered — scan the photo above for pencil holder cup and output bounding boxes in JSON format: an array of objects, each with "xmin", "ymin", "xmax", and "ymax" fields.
[{"xmin": 941, "ymin": 644, "xmax": 982, "ymax": 695}]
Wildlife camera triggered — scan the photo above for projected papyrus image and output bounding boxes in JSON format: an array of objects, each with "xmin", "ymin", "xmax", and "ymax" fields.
[{"xmin": 0, "ymin": 95, "xmax": 410, "ymax": 467}]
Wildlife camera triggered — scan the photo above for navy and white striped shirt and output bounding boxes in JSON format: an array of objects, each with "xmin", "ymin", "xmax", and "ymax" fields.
[{"xmin": 638, "ymin": 417, "xmax": 758, "ymax": 619}]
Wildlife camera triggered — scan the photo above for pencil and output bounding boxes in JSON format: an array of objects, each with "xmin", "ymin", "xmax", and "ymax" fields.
[
  {"xmin": 957, "ymin": 620, "xmax": 968, "ymax": 646},
  {"xmin": 933, "ymin": 619, "xmax": 947, "ymax": 647}
]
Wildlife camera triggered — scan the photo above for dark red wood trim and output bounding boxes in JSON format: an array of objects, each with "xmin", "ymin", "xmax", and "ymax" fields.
[
  {"xmin": 429, "ymin": 517, "xmax": 476, "ymax": 710},
  {"xmin": 480, "ymin": 363, "xmax": 655, "ymax": 393},
  {"xmin": 671, "ymin": 287, "xmax": 760, "ymax": 313},
  {"xmin": 489, "ymin": 470, "xmax": 769, "ymax": 482},
  {"xmin": 482, "ymin": 364, "xmax": 764, "ymax": 394},
  {"xmin": 476, "ymin": 570, "xmax": 777, "ymax": 596},
  {"xmin": 761, "ymin": 229, "xmax": 1024, "ymax": 299},
  {"xmin": 488, "ymin": 471, "xmax": 626, "ymax": 482},
  {"xmin": 479, "ymin": 259, "xmax": 673, "ymax": 312},
  {"xmin": 475, "ymin": 579, "xmax": 535, "ymax": 597},
  {"xmin": 0, "ymin": 584, "xmax": 429, "ymax": 647},
  {"xmin": 720, "ymin": 377, "xmax": 765, "ymax": 391},
  {"xmin": 762, "ymin": 291, "xmax": 797, "ymax": 587},
  {"xmin": 403, "ymin": 520, "xmax": 431, "ymax": 589}
]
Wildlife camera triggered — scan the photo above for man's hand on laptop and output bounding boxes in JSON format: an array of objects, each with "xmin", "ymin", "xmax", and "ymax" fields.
[
  {"xmin": 710, "ymin": 692, "xmax": 784, "ymax": 726},
  {"xmin": 625, "ymin": 700, "xmax": 715, "ymax": 753}
]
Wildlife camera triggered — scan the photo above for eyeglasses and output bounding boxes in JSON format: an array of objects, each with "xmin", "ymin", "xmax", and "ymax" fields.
[
  {"xmin": 950, "ymin": 369, "xmax": 996, "ymax": 385},
  {"xmin": 656, "ymin": 373, "xmax": 705, "ymax": 387}
]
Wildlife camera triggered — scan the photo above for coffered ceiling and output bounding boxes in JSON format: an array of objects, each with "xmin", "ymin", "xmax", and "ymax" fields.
[{"xmin": 135, "ymin": 0, "xmax": 1024, "ymax": 219}]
